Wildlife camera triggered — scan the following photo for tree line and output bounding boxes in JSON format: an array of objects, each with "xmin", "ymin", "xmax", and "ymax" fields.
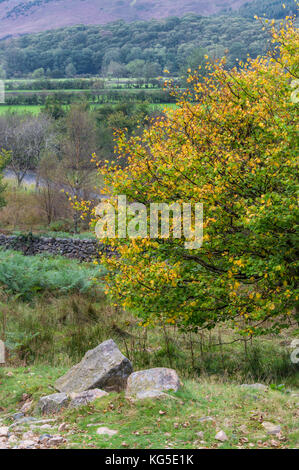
[{"xmin": 0, "ymin": 14, "xmax": 270, "ymax": 78}]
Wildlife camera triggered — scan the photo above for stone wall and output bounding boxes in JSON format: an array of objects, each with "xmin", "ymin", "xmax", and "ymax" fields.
[{"xmin": 0, "ymin": 233, "xmax": 107, "ymax": 262}]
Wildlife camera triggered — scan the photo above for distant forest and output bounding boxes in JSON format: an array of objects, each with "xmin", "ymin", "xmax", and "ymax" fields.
[
  {"xmin": 236, "ymin": 0, "xmax": 297, "ymax": 19},
  {"xmin": 0, "ymin": 0, "xmax": 297, "ymax": 78}
]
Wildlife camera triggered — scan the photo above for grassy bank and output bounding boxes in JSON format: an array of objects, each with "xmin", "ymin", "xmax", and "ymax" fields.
[
  {"xmin": 0, "ymin": 250, "xmax": 298, "ymax": 449},
  {"xmin": 0, "ymin": 366, "xmax": 298, "ymax": 449},
  {"xmin": 0, "ymin": 251, "xmax": 298, "ymax": 387}
]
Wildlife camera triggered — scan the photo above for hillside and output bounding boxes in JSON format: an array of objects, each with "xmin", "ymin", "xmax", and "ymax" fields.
[
  {"xmin": 0, "ymin": 15, "xmax": 269, "ymax": 77},
  {"xmin": 0, "ymin": 0, "xmax": 255, "ymax": 39}
]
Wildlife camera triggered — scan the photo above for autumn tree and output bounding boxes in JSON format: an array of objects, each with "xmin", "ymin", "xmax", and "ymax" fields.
[{"xmin": 91, "ymin": 18, "xmax": 298, "ymax": 337}]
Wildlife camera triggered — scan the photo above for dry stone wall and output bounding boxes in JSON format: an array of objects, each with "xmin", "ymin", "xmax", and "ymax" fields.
[{"xmin": 0, "ymin": 233, "xmax": 107, "ymax": 262}]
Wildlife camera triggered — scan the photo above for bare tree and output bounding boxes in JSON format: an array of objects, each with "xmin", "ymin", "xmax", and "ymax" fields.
[
  {"xmin": 36, "ymin": 154, "xmax": 60, "ymax": 225},
  {"xmin": 58, "ymin": 104, "xmax": 98, "ymax": 232},
  {"xmin": 0, "ymin": 113, "xmax": 54, "ymax": 186}
]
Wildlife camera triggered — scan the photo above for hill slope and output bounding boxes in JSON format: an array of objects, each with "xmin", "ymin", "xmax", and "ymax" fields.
[
  {"xmin": 0, "ymin": 15, "xmax": 269, "ymax": 77},
  {"xmin": 0, "ymin": 0, "xmax": 254, "ymax": 39}
]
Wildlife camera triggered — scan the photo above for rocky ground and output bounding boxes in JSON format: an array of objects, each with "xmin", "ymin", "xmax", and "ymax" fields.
[{"xmin": 1, "ymin": 340, "xmax": 298, "ymax": 450}]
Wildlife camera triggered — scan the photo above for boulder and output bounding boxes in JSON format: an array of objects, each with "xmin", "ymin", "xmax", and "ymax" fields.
[
  {"xmin": 262, "ymin": 422, "xmax": 282, "ymax": 435},
  {"xmin": 37, "ymin": 393, "xmax": 70, "ymax": 415},
  {"xmin": 126, "ymin": 367, "xmax": 180, "ymax": 400},
  {"xmin": 55, "ymin": 339, "xmax": 132, "ymax": 393},
  {"xmin": 69, "ymin": 389, "xmax": 108, "ymax": 408}
]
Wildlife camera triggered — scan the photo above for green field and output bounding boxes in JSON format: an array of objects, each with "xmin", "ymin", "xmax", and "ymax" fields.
[
  {"xmin": 5, "ymin": 89, "xmax": 91, "ymax": 93},
  {"xmin": 0, "ymin": 102, "xmax": 177, "ymax": 115},
  {"xmin": 0, "ymin": 105, "xmax": 44, "ymax": 114}
]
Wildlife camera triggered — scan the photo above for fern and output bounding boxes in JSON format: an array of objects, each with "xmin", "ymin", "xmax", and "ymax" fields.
[{"xmin": 0, "ymin": 249, "xmax": 105, "ymax": 300}]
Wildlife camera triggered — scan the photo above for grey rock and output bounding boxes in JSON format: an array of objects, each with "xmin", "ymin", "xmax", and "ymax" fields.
[
  {"xmin": 96, "ymin": 427, "xmax": 118, "ymax": 436},
  {"xmin": 18, "ymin": 439, "xmax": 36, "ymax": 449},
  {"xmin": 0, "ymin": 427, "xmax": 9, "ymax": 437},
  {"xmin": 198, "ymin": 416, "xmax": 215, "ymax": 423},
  {"xmin": 69, "ymin": 389, "xmax": 108, "ymax": 408},
  {"xmin": 262, "ymin": 421, "xmax": 281, "ymax": 435},
  {"xmin": 9, "ymin": 426, "xmax": 25, "ymax": 432},
  {"xmin": 39, "ymin": 434, "xmax": 53, "ymax": 442},
  {"xmin": 55, "ymin": 339, "xmax": 133, "ymax": 393},
  {"xmin": 215, "ymin": 430, "xmax": 228, "ymax": 442},
  {"xmin": 12, "ymin": 412, "xmax": 24, "ymax": 421},
  {"xmin": 86, "ymin": 422, "xmax": 104, "ymax": 427},
  {"xmin": 37, "ymin": 393, "xmax": 70, "ymax": 415},
  {"xmin": 126, "ymin": 367, "xmax": 180, "ymax": 400},
  {"xmin": 22, "ymin": 431, "xmax": 36, "ymax": 440},
  {"xmin": 39, "ymin": 424, "xmax": 53, "ymax": 429},
  {"xmin": 47, "ymin": 435, "xmax": 65, "ymax": 446},
  {"xmin": 10, "ymin": 417, "xmax": 37, "ymax": 428},
  {"xmin": 241, "ymin": 383, "xmax": 268, "ymax": 391},
  {"xmin": 8, "ymin": 435, "xmax": 18, "ymax": 445}
]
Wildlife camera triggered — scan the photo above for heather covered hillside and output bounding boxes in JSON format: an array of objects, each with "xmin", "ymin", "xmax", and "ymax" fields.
[{"xmin": 0, "ymin": 0, "xmax": 256, "ymax": 39}]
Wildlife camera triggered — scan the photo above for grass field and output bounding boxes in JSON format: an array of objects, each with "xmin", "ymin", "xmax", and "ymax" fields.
[
  {"xmin": 0, "ymin": 366, "xmax": 298, "ymax": 449},
  {"xmin": 0, "ymin": 105, "xmax": 44, "ymax": 114},
  {"xmin": 5, "ymin": 89, "xmax": 91, "ymax": 93},
  {"xmin": 0, "ymin": 103, "xmax": 177, "ymax": 115}
]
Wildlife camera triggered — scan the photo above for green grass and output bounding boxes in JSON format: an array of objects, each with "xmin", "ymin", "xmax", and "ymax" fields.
[
  {"xmin": 0, "ymin": 366, "xmax": 298, "ymax": 449},
  {"xmin": 0, "ymin": 365, "xmax": 66, "ymax": 413},
  {"xmin": 0, "ymin": 105, "xmax": 44, "ymax": 114},
  {"xmin": 0, "ymin": 102, "xmax": 177, "ymax": 115},
  {"xmin": 5, "ymin": 89, "xmax": 91, "ymax": 93}
]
